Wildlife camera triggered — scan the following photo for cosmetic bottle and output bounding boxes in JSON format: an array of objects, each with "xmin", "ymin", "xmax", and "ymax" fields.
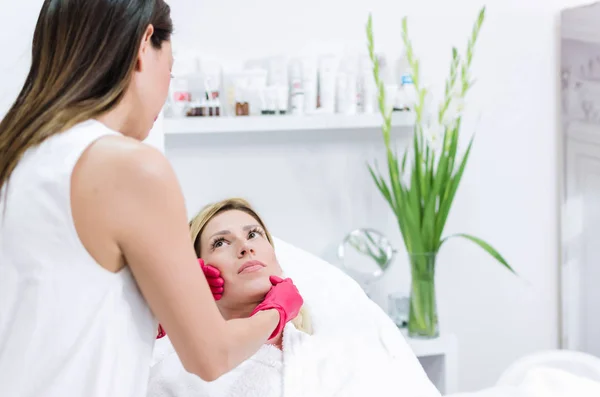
[
  {"xmin": 396, "ymin": 54, "xmax": 415, "ymax": 111},
  {"xmin": 247, "ymin": 69, "xmax": 268, "ymax": 116},
  {"xmin": 356, "ymin": 55, "xmax": 368, "ymax": 113},
  {"xmin": 360, "ymin": 71, "xmax": 376, "ymax": 114},
  {"xmin": 260, "ymin": 87, "xmax": 275, "ymax": 115},
  {"xmin": 317, "ymin": 55, "xmax": 338, "ymax": 113},
  {"xmin": 170, "ymin": 58, "xmax": 195, "ymax": 117},
  {"xmin": 376, "ymin": 54, "xmax": 398, "ymax": 113},
  {"xmin": 301, "ymin": 58, "xmax": 318, "ymax": 114},
  {"xmin": 235, "ymin": 84, "xmax": 249, "ymax": 116},
  {"xmin": 288, "ymin": 59, "xmax": 305, "ymax": 115},
  {"xmin": 336, "ymin": 73, "xmax": 356, "ymax": 114},
  {"xmin": 336, "ymin": 55, "xmax": 358, "ymax": 115},
  {"xmin": 259, "ymin": 88, "xmax": 269, "ymax": 115},
  {"xmin": 186, "ymin": 100, "xmax": 205, "ymax": 117},
  {"xmin": 208, "ymin": 99, "xmax": 215, "ymax": 117},
  {"xmin": 269, "ymin": 87, "xmax": 280, "ymax": 115},
  {"xmin": 276, "ymin": 85, "xmax": 289, "ymax": 115}
]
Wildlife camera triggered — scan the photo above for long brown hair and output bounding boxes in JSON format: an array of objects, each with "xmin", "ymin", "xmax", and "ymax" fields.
[
  {"xmin": 0, "ymin": 0, "xmax": 173, "ymax": 199},
  {"xmin": 190, "ymin": 198, "xmax": 313, "ymax": 335}
]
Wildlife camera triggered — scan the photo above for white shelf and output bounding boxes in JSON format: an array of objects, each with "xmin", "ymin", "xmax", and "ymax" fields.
[{"xmin": 164, "ymin": 112, "xmax": 415, "ymax": 135}]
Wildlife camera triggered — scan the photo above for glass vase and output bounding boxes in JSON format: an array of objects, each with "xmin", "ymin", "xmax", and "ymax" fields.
[{"xmin": 407, "ymin": 252, "xmax": 439, "ymax": 339}]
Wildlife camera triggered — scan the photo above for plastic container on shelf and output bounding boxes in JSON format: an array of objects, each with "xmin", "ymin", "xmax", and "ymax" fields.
[
  {"xmin": 357, "ymin": 54, "xmax": 376, "ymax": 114},
  {"xmin": 167, "ymin": 56, "xmax": 199, "ymax": 118},
  {"xmin": 288, "ymin": 59, "xmax": 305, "ymax": 115}
]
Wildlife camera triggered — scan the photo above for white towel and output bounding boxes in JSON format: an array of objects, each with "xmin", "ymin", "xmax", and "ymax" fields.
[{"xmin": 148, "ymin": 334, "xmax": 283, "ymax": 397}]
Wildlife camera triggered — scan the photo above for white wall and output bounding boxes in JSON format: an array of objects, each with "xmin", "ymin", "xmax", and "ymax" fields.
[{"xmin": 0, "ymin": 0, "xmax": 593, "ymax": 392}]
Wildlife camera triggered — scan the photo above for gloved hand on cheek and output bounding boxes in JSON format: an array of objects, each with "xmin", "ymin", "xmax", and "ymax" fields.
[{"xmin": 199, "ymin": 258, "xmax": 224, "ymax": 301}]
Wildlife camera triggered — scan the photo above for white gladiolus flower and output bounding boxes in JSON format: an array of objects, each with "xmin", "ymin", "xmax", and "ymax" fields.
[
  {"xmin": 422, "ymin": 120, "xmax": 444, "ymax": 153},
  {"xmin": 422, "ymin": 87, "xmax": 435, "ymax": 114},
  {"xmin": 440, "ymin": 79, "xmax": 465, "ymax": 129},
  {"xmin": 442, "ymin": 97, "xmax": 465, "ymax": 129}
]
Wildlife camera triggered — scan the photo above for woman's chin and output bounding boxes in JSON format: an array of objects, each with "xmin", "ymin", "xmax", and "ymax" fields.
[
  {"xmin": 229, "ymin": 269, "xmax": 284, "ymax": 302},
  {"xmin": 245, "ymin": 277, "xmax": 274, "ymax": 298}
]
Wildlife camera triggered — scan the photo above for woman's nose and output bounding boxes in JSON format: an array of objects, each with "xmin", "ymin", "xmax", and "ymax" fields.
[{"xmin": 238, "ymin": 243, "xmax": 255, "ymax": 258}]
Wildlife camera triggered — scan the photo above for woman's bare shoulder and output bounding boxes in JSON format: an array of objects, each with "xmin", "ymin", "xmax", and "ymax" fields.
[
  {"xmin": 72, "ymin": 133, "xmax": 181, "ymax": 226},
  {"xmin": 77, "ymin": 134, "xmax": 175, "ymax": 187}
]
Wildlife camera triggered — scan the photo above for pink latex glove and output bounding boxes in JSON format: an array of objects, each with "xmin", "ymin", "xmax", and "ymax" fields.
[
  {"xmin": 156, "ymin": 258, "xmax": 225, "ymax": 339},
  {"xmin": 250, "ymin": 276, "xmax": 304, "ymax": 340},
  {"xmin": 199, "ymin": 258, "xmax": 225, "ymax": 301}
]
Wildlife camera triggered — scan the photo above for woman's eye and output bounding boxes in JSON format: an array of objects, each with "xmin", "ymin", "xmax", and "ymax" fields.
[
  {"xmin": 212, "ymin": 238, "xmax": 226, "ymax": 249},
  {"xmin": 249, "ymin": 229, "xmax": 264, "ymax": 239}
]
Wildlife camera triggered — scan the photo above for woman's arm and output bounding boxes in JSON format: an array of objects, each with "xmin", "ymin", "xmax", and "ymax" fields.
[{"xmin": 72, "ymin": 135, "xmax": 280, "ymax": 381}]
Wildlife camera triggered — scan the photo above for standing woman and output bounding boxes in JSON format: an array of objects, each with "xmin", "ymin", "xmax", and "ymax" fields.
[{"xmin": 0, "ymin": 1, "xmax": 303, "ymax": 396}]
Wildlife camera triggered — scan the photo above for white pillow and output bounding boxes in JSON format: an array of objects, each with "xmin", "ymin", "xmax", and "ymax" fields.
[
  {"xmin": 519, "ymin": 367, "xmax": 600, "ymax": 397},
  {"xmin": 273, "ymin": 236, "xmax": 408, "ymax": 340},
  {"xmin": 273, "ymin": 237, "xmax": 441, "ymax": 396},
  {"xmin": 273, "ymin": 237, "xmax": 367, "ymax": 304}
]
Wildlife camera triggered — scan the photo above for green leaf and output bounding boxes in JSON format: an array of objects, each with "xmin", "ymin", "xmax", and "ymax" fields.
[
  {"xmin": 411, "ymin": 127, "xmax": 423, "ymax": 210},
  {"xmin": 435, "ymin": 135, "xmax": 474, "ymax": 243},
  {"xmin": 401, "ymin": 147, "xmax": 409, "ymax": 174},
  {"xmin": 398, "ymin": 196, "xmax": 423, "ymax": 253},
  {"xmin": 367, "ymin": 162, "xmax": 394, "ymax": 210},
  {"xmin": 435, "ymin": 134, "xmax": 466, "ymax": 240},
  {"xmin": 440, "ymin": 233, "xmax": 516, "ymax": 274},
  {"xmin": 442, "ymin": 118, "xmax": 462, "ymax": 186}
]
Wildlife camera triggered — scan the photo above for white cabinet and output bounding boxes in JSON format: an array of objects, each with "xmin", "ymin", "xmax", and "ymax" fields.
[
  {"xmin": 404, "ymin": 330, "xmax": 459, "ymax": 395},
  {"xmin": 561, "ymin": 3, "xmax": 600, "ymax": 357},
  {"xmin": 562, "ymin": 123, "xmax": 600, "ymax": 355}
]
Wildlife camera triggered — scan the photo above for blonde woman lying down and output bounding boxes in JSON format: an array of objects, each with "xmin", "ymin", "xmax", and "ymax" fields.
[{"xmin": 148, "ymin": 198, "xmax": 440, "ymax": 397}]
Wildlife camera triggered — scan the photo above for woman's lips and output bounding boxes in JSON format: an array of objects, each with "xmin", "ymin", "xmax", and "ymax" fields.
[{"xmin": 238, "ymin": 260, "xmax": 266, "ymax": 274}]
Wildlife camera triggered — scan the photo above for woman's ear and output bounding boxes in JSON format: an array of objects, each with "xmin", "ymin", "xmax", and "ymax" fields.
[{"xmin": 136, "ymin": 24, "xmax": 155, "ymax": 72}]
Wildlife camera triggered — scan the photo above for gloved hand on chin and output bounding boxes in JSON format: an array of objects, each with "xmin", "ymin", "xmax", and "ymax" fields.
[{"xmin": 250, "ymin": 275, "xmax": 304, "ymax": 340}]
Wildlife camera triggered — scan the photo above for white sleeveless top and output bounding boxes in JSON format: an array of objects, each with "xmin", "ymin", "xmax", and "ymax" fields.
[{"xmin": 0, "ymin": 120, "xmax": 157, "ymax": 396}]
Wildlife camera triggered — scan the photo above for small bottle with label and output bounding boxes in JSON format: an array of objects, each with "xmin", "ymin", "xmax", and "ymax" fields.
[
  {"xmin": 398, "ymin": 73, "xmax": 416, "ymax": 111},
  {"xmin": 395, "ymin": 54, "xmax": 416, "ymax": 111},
  {"xmin": 289, "ymin": 59, "xmax": 305, "ymax": 115}
]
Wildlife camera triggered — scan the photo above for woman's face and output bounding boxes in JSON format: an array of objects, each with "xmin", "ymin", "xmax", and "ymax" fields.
[
  {"xmin": 200, "ymin": 210, "xmax": 282, "ymax": 307},
  {"xmin": 130, "ymin": 26, "xmax": 173, "ymax": 139}
]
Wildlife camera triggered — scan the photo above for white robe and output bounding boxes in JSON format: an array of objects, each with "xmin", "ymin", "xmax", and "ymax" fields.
[{"xmin": 148, "ymin": 334, "xmax": 283, "ymax": 397}]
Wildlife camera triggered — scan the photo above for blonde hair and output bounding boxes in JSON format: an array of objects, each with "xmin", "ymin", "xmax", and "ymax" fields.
[{"xmin": 189, "ymin": 197, "xmax": 312, "ymax": 335}]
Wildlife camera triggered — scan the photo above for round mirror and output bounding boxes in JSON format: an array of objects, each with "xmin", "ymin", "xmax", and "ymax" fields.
[{"xmin": 337, "ymin": 228, "xmax": 396, "ymax": 295}]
